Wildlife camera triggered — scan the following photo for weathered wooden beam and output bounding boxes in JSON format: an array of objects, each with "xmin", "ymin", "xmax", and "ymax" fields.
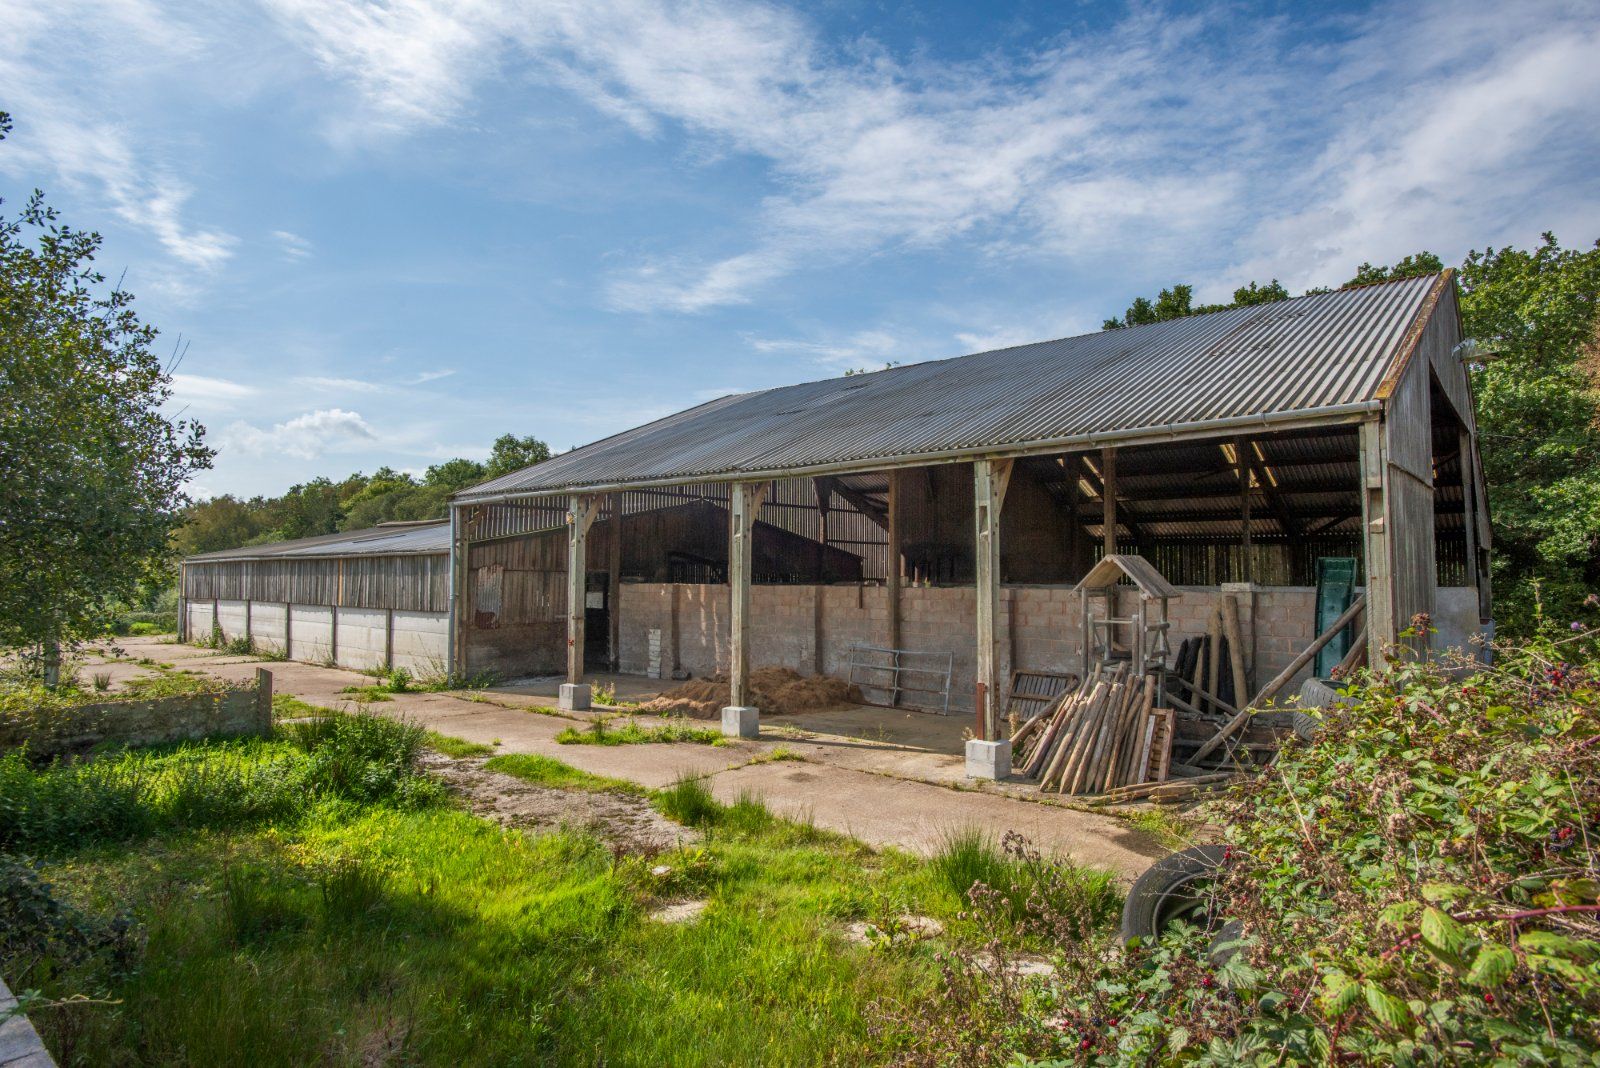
[
  {"xmin": 728, "ymin": 481, "xmax": 771, "ymax": 708},
  {"xmin": 830, "ymin": 480, "xmax": 889, "ymax": 530},
  {"xmin": 607, "ymin": 493, "xmax": 623, "ymax": 671},
  {"xmin": 887, "ymin": 469, "xmax": 903, "ymax": 661},
  {"xmin": 974, "ymin": 458, "xmax": 1013, "ymax": 740},
  {"xmin": 1359, "ymin": 419, "xmax": 1395, "ymax": 653},
  {"xmin": 1101, "ymin": 447, "xmax": 1118, "ymax": 555},
  {"xmin": 566, "ymin": 494, "xmax": 602, "ymax": 684}
]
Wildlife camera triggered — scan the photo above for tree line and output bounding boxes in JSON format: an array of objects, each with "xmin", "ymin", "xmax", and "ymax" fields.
[{"xmin": 173, "ymin": 434, "xmax": 549, "ymax": 557}]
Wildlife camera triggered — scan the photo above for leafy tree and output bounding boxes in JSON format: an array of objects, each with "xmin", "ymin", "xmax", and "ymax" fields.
[
  {"xmin": 0, "ymin": 112, "xmax": 212, "ymax": 677},
  {"xmin": 1458, "ymin": 235, "xmax": 1600, "ymax": 632},
  {"xmin": 1103, "ymin": 279, "xmax": 1288, "ymax": 329},
  {"xmin": 424, "ymin": 457, "xmax": 487, "ymax": 490},
  {"xmin": 485, "ymin": 433, "xmax": 551, "ymax": 479},
  {"xmin": 1345, "ymin": 251, "xmax": 1444, "ymax": 287},
  {"xmin": 170, "ymin": 495, "xmax": 272, "ymax": 556}
]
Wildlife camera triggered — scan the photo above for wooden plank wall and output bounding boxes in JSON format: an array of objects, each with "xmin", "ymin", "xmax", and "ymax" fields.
[
  {"xmin": 1382, "ymin": 303, "xmax": 1450, "ymax": 641},
  {"xmin": 183, "ymin": 555, "xmax": 449, "ymax": 612}
]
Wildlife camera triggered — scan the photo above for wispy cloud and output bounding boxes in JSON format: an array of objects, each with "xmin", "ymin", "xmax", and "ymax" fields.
[
  {"xmin": 221, "ymin": 407, "xmax": 377, "ymax": 460},
  {"xmin": 407, "ymin": 368, "xmax": 456, "ymax": 385},
  {"xmin": 268, "ymin": 0, "xmax": 1600, "ymax": 312},
  {"xmin": 272, "ymin": 229, "xmax": 314, "ymax": 260},
  {"xmin": 295, "ymin": 375, "xmax": 387, "ymax": 393},
  {"xmin": 0, "ymin": 2, "xmax": 237, "ymax": 284},
  {"xmin": 171, "ymin": 373, "xmax": 257, "ymax": 406}
]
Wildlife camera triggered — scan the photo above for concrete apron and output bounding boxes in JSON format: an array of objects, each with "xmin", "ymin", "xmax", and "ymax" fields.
[{"xmin": 105, "ymin": 638, "xmax": 1165, "ymax": 883}]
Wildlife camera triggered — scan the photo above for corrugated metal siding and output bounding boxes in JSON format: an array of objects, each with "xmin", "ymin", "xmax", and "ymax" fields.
[{"xmin": 458, "ymin": 274, "xmax": 1442, "ymax": 498}]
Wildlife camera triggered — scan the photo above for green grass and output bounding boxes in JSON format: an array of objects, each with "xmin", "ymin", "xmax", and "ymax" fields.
[
  {"xmin": 1119, "ymin": 806, "xmax": 1196, "ymax": 850},
  {"xmin": 3, "ymin": 730, "xmax": 1124, "ymax": 1065},
  {"xmin": 423, "ymin": 731, "xmax": 496, "ymax": 758},
  {"xmin": 483, "ymin": 752, "xmax": 643, "ymax": 795},
  {"xmin": 929, "ymin": 827, "xmax": 1120, "ymax": 927},
  {"xmin": 556, "ymin": 717, "xmax": 725, "ymax": 747},
  {"xmin": 336, "ymin": 684, "xmax": 395, "ymax": 702},
  {"xmin": 271, "ymin": 692, "xmax": 334, "ymax": 720}
]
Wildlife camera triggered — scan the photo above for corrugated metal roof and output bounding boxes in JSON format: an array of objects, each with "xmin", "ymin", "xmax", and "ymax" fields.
[
  {"xmin": 458, "ymin": 273, "xmax": 1446, "ymax": 501},
  {"xmin": 186, "ymin": 521, "xmax": 450, "ymax": 563}
]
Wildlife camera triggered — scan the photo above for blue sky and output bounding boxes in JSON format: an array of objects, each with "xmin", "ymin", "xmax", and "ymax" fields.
[{"xmin": 4, "ymin": 0, "xmax": 1598, "ymax": 498}]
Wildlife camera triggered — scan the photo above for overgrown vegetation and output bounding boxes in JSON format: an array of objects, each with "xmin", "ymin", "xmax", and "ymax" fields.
[
  {"xmin": 892, "ymin": 628, "xmax": 1600, "ymax": 1064},
  {"xmin": 0, "ymin": 714, "xmax": 1135, "ymax": 1065},
  {"xmin": 556, "ymin": 717, "xmax": 726, "ymax": 747},
  {"xmin": 484, "ymin": 752, "xmax": 644, "ymax": 794}
]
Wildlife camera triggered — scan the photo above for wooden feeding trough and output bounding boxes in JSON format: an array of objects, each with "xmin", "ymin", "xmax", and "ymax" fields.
[{"xmin": 1074, "ymin": 554, "xmax": 1179, "ymax": 688}]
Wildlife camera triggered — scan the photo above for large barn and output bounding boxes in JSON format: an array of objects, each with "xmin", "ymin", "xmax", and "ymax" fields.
[{"xmin": 182, "ymin": 271, "xmax": 1491, "ymax": 743}]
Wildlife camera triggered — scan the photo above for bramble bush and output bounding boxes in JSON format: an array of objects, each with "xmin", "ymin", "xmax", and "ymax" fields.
[{"xmin": 895, "ymin": 622, "xmax": 1600, "ymax": 1065}]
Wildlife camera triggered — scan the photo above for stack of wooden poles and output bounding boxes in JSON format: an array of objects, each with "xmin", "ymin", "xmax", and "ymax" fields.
[{"xmin": 1009, "ymin": 663, "xmax": 1174, "ymax": 796}]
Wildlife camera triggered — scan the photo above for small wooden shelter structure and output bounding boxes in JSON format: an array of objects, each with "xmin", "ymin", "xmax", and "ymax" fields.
[{"xmin": 1073, "ymin": 554, "xmax": 1179, "ymax": 679}]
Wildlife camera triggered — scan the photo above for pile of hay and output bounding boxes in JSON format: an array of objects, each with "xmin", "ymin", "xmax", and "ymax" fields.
[{"xmin": 638, "ymin": 667, "xmax": 862, "ymax": 719}]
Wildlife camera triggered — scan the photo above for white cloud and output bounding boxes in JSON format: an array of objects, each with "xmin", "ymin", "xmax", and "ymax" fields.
[
  {"xmin": 295, "ymin": 375, "xmax": 387, "ymax": 393},
  {"xmin": 265, "ymin": 0, "xmax": 1600, "ymax": 312},
  {"xmin": 170, "ymin": 373, "xmax": 256, "ymax": 406},
  {"xmin": 222, "ymin": 408, "xmax": 376, "ymax": 460},
  {"xmin": 272, "ymin": 229, "xmax": 314, "ymax": 260},
  {"xmin": 0, "ymin": 3, "xmax": 237, "ymax": 282},
  {"xmin": 407, "ymin": 368, "xmax": 456, "ymax": 385}
]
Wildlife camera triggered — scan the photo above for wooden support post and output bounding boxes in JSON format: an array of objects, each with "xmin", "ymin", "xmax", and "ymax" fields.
[
  {"xmin": 887, "ymin": 469, "xmax": 903, "ymax": 663},
  {"xmin": 566, "ymin": 494, "xmax": 602, "ymax": 685},
  {"xmin": 1235, "ymin": 436, "xmax": 1253, "ymax": 584},
  {"xmin": 814, "ymin": 477, "xmax": 833, "ymax": 582},
  {"xmin": 728, "ymin": 481, "xmax": 770, "ymax": 708},
  {"xmin": 384, "ymin": 608, "xmax": 395, "ymax": 672},
  {"xmin": 177, "ymin": 562, "xmax": 188, "ymax": 642},
  {"xmin": 1359, "ymin": 419, "xmax": 1395, "ymax": 656},
  {"xmin": 1457, "ymin": 427, "xmax": 1488, "ymax": 618},
  {"xmin": 449, "ymin": 505, "xmax": 467, "ymax": 677},
  {"xmin": 1101, "ymin": 447, "xmax": 1118, "ymax": 556},
  {"xmin": 1064, "ymin": 456, "xmax": 1082, "ymax": 577},
  {"xmin": 607, "ymin": 493, "xmax": 623, "ymax": 671},
  {"xmin": 974, "ymin": 458, "xmax": 1013, "ymax": 741}
]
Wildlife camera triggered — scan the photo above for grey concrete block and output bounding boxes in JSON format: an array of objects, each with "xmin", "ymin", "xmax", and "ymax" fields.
[
  {"xmin": 722, "ymin": 705, "xmax": 759, "ymax": 739},
  {"xmin": 558, "ymin": 683, "xmax": 592, "ymax": 712},
  {"xmin": 965, "ymin": 738, "xmax": 1011, "ymax": 780}
]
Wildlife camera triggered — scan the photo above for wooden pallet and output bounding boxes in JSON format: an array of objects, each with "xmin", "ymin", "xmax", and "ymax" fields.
[{"xmin": 1005, "ymin": 670, "xmax": 1078, "ymax": 721}]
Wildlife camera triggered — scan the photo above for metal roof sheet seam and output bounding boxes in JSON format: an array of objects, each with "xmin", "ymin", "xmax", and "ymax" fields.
[
  {"xmin": 452, "ymin": 273, "xmax": 1443, "ymax": 503},
  {"xmin": 185, "ymin": 521, "xmax": 451, "ymax": 562}
]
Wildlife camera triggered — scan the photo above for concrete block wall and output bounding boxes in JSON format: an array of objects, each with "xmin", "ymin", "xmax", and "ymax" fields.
[
  {"xmin": 184, "ymin": 599, "xmax": 449, "ymax": 677},
  {"xmin": 335, "ymin": 607, "xmax": 388, "ymax": 673},
  {"xmin": 186, "ymin": 601, "xmax": 213, "ymax": 641},
  {"xmin": 290, "ymin": 605, "xmax": 334, "ymax": 663},
  {"xmin": 613, "ymin": 581, "xmax": 1349, "ymax": 714},
  {"xmin": 216, "ymin": 599, "xmax": 249, "ymax": 641},
  {"xmin": 250, "ymin": 602, "xmax": 288, "ymax": 654},
  {"xmin": 392, "ymin": 611, "xmax": 450, "ymax": 676}
]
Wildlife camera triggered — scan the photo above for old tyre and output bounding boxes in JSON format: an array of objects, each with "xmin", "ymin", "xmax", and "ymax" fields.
[{"xmin": 1121, "ymin": 844, "xmax": 1228, "ymax": 944}]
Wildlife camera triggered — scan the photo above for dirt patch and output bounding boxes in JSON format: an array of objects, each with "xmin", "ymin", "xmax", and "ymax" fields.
[
  {"xmin": 637, "ymin": 667, "xmax": 862, "ymax": 719},
  {"xmin": 419, "ymin": 751, "xmax": 697, "ymax": 854}
]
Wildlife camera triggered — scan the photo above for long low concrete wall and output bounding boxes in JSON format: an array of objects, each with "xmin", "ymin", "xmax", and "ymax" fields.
[
  {"xmin": 616, "ymin": 582, "xmax": 1484, "ymax": 714},
  {"xmin": 188, "ymin": 599, "xmax": 449, "ymax": 679}
]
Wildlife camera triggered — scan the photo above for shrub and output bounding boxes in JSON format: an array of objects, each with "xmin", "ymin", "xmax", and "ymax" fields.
[
  {"xmin": 0, "ymin": 853, "xmax": 135, "ymax": 980},
  {"xmin": 656, "ymin": 775, "xmax": 722, "ymax": 827},
  {"xmin": 895, "ymin": 632, "xmax": 1600, "ymax": 1064},
  {"xmin": 286, "ymin": 707, "xmax": 429, "ymax": 804}
]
